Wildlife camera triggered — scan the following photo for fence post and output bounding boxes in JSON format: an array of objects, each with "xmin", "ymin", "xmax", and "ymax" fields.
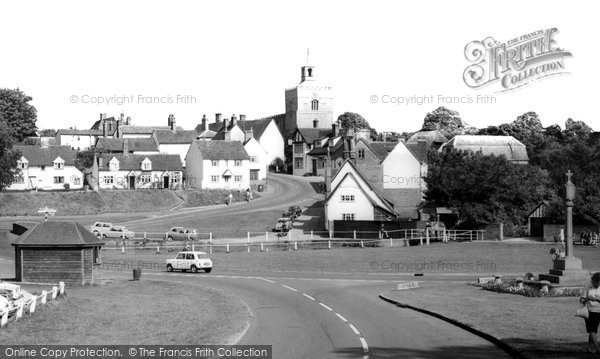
[
  {"xmin": 59, "ymin": 281, "xmax": 65, "ymax": 295},
  {"xmin": 16, "ymin": 303, "xmax": 23, "ymax": 320},
  {"xmin": 470, "ymin": 231, "xmax": 473, "ymax": 242},
  {"xmin": 247, "ymin": 244, "xmax": 250, "ymax": 253},
  {"xmin": 209, "ymin": 232, "xmax": 213, "ymax": 244},
  {"xmin": 360, "ymin": 240, "xmax": 364, "ymax": 248},
  {"xmin": 406, "ymin": 238, "xmax": 410, "ymax": 247},
  {"xmin": 328, "ymin": 240, "xmax": 331, "ymax": 250},
  {"xmin": 209, "ymin": 246, "xmax": 213, "ymax": 254},
  {"xmin": 29, "ymin": 297, "xmax": 37, "ymax": 314},
  {"xmin": 51, "ymin": 286, "xmax": 58, "ymax": 300},
  {"xmin": 192, "ymin": 244, "xmax": 195, "ymax": 252},
  {"xmin": 0, "ymin": 310, "xmax": 7, "ymax": 327},
  {"xmin": 419, "ymin": 236, "xmax": 423, "ymax": 246},
  {"xmin": 144, "ymin": 232, "xmax": 147, "ymax": 240},
  {"xmin": 41, "ymin": 291, "xmax": 47, "ymax": 305},
  {"xmin": 156, "ymin": 245, "xmax": 160, "ymax": 253},
  {"xmin": 426, "ymin": 230, "xmax": 430, "ymax": 245},
  {"xmin": 226, "ymin": 243, "xmax": 230, "ymax": 253},
  {"xmin": 329, "ymin": 229, "xmax": 333, "ymax": 239},
  {"xmin": 266, "ymin": 232, "xmax": 269, "ymax": 242},
  {"xmin": 353, "ymin": 230, "xmax": 357, "ymax": 240},
  {"xmin": 121, "ymin": 245, "xmax": 125, "ymax": 253},
  {"xmin": 482, "ymin": 231, "xmax": 485, "ymax": 241},
  {"xmin": 294, "ymin": 242, "xmax": 298, "ymax": 251},
  {"xmin": 261, "ymin": 243, "xmax": 264, "ymax": 252},
  {"xmin": 247, "ymin": 232, "xmax": 250, "ymax": 244},
  {"xmin": 390, "ymin": 237, "xmax": 393, "ymax": 247},
  {"xmin": 311, "ymin": 231, "xmax": 314, "ymax": 240}
]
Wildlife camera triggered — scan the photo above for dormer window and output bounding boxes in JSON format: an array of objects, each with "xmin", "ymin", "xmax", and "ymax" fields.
[
  {"xmin": 53, "ymin": 157, "xmax": 65, "ymax": 170},
  {"xmin": 109, "ymin": 158, "xmax": 120, "ymax": 171},
  {"xmin": 18, "ymin": 158, "xmax": 28, "ymax": 170},
  {"xmin": 141, "ymin": 158, "xmax": 152, "ymax": 171}
]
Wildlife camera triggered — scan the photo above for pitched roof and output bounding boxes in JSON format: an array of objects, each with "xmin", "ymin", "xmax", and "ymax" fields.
[
  {"xmin": 406, "ymin": 130, "xmax": 448, "ymax": 146},
  {"xmin": 153, "ymin": 130, "xmax": 199, "ymax": 144},
  {"xmin": 12, "ymin": 221, "xmax": 104, "ymax": 247},
  {"xmin": 90, "ymin": 116, "xmax": 116, "ymax": 130},
  {"xmin": 296, "ymin": 128, "xmax": 332, "ymax": 143},
  {"xmin": 236, "ymin": 119, "xmax": 277, "ymax": 140},
  {"xmin": 57, "ymin": 129, "xmax": 104, "ymax": 136},
  {"xmin": 439, "ymin": 135, "xmax": 529, "ymax": 163},
  {"xmin": 405, "ymin": 141, "xmax": 428, "ymax": 163},
  {"xmin": 196, "ymin": 130, "xmax": 217, "ymax": 139},
  {"xmin": 119, "ymin": 125, "xmax": 183, "ymax": 134},
  {"xmin": 99, "ymin": 154, "xmax": 183, "ymax": 171},
  {"xmin": 190, "ymin": 140, "xmax": 250, "ymax": 160},
  {"xmin": 95, "ymin": 138, "xmax": 159, "ymax": 152},
  {"xmin": 13, "ymin": 146, "xmax": 78, "ymax": 166},
  {"xmin": 19, "ymin": 137, "xmax": 58, "ymax": 147},
  {"xmin": 358, "ymin": 140, "xmax": 399, "ymax": 161}
]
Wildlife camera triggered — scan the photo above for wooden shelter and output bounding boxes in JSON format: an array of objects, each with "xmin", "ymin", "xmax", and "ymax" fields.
[{"xmin": 11, "ymin": 221, "xmax": 104, "ymax": 285}]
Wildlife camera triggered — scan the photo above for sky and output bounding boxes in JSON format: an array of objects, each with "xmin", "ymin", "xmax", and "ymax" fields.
[{"xmin": 0, "ymin": 0, "xmax": 596, "ymax": 133}]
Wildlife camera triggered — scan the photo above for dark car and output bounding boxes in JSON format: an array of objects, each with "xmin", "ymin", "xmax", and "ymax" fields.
[{"xmin": 288, "ymin": 206, "xmax": 302, "ymax": 218}]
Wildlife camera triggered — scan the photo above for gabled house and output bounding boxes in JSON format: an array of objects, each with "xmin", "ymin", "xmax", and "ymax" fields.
[
  {"xmin": 242, "ymin": 131, "xmax": 268, "ymax": 185},
  {"xmin": 324, "ymin": 159, "xmax": 397, "ymax": 229},
  {"xmin": 185, "ymin": 140, "xmax": 250, "ymax": 190},
  {"xmin": 152, "ymin": 129, "xmax": 199, "ymax": 167},
  {"xmin": 291, "ymin": 127, "xmax": 332, "ymax": 176},
  {"xmin": 97, "ymin": 153, "xmax": 183, "ymax": 190},
  {"xmin": 8, "ymin": 146, "xmax": 83, "ymax": 191},
  {"xmin": 56, "ymin": 129, "xmax": 104, "ymax": 150}
]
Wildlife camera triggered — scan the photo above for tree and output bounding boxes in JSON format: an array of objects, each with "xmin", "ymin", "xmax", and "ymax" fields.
[
  {"xmin": 0, "ymin": 88, "xmax": 38, "ymax": 142},
  {"xmin": 39, "ymin": 129, "xmax": 57, "ymax": 137},
  {"xmin": 425, "ymin": 149, "xmax": 554, "ymax": 227},
  {"xmin": 421, "ymin": 107, "xmax": 466, "ymax": 138},
  {"xmin": 337, "ymin": 112, "xmax": 370, "ymax": 130},
  {"xmin": 0, "ymin": 117, "xmax": 20, "ymax": 190}
]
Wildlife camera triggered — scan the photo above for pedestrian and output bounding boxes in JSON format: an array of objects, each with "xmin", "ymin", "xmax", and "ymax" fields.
[
  {"xmin": 581, "ymin": 272, "xmax": 600, "ymax": 354},
  {"xmin": 228, "ymin": 192, "xmax": 233, "ymax": 205}
]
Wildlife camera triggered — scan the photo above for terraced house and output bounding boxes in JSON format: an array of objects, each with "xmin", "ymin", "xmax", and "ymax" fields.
[
  {"xmin": 96, "ymin": 153, "xmax": 183, "ymax": 190},
  {"xmin": 8, "ymin": 146, "xmax": 84, "ymax": 191}
]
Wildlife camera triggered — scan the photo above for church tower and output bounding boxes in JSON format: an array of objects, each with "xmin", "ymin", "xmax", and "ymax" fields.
[{"xmin": 283, "ymin": 57, "xmax": 334, "ymax": 136}]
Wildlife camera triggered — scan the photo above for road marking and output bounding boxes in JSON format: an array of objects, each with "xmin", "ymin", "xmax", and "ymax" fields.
[
  {"xmin": 302, "ymin": 293, "xmax": 316, "ymax": 301},
  {"xmin": 359, "ymin": 337, "xmax": 369, "ymax": 353},
  {"xmin": 348, "ymin": 323, "xmax": 360, "ymax": 336},
  {"xmin": 319, "ymin": 302, "xmax": 333, "ymax": 311},
  {"xmin": 281, "ymin": 284, "xmax": 298, "ymax": 292},
  {"xmin": 335, "ymin": 313, "xmax": 348, "ymax": 322}
]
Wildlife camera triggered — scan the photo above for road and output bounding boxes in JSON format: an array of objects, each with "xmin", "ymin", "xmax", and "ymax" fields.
[{"xmin": 122, "ymin": 271, "xmax": 510, "ymax": 359}]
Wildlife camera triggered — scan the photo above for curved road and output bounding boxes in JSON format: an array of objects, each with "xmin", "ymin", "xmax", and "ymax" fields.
[{"xmin": 127, "ymin": 272, "xmax": 510, "ymax": 359}]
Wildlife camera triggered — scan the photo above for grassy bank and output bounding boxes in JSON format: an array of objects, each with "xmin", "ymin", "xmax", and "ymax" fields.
[
  {"xmin": 0, "ymin": 279, "xmax": 251, "ymax": 345},
  {"xmin": 382, "ymin": 283, "xmax": 592, "ymax": 358}
]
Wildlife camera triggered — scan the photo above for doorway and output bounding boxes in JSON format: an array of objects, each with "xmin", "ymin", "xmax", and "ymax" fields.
[
  {"xmin": 163, "ymin": 176, "xmax": 170, "ymax": 189},
  {"xmin": 129, "ymin": 176, "xmax": 135, "ymax": 189}
]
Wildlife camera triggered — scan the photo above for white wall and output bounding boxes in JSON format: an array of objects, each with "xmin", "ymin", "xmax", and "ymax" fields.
[
  {"xmin": 158, "ymin": 144, "xmax": 191, "ymax": 167},
  {"xmin": 98, "ymin": 170, "xmax": 182, "ymax": 190},
  {"xmin": 325, "ymin": 176, "xmax": 374, "ymax": 222},
  {"xmin": 8, "ymin": 165, "xmax": 84, "ymax": 190},
  {"xmin": 258, "ymin": 121, "xmax": 285, "ymax": 166},
  {"xmin": 58, "ymin": 134, "xmax": 97, "ymax": 150},
  {"xmin": 381, "ymin": 142, "xmax": 423, "ymax": 190},
  {"xmin": 244, "ymin": 138, "xmax": 267, "ymax": 181},
  {"xmin": 200, "ymin": 159, "xmax": 250, "ymax": 190}
]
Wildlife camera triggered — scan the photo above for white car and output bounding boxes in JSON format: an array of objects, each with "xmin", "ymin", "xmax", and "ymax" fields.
[
  {"xmin": 166, "ymin": 251, "xmax": 212, "ymax": 273},
  {"xmin": 0, "ymin": 282, "xmax": 22, "ymax": 300}
]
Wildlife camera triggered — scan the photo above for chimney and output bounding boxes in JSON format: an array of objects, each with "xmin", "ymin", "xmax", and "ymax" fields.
[
  {"xmin": 98, "ymin": 156, "xmax": 103, "ymax": 168},
  {"xmin": 201, "ymin": 114, "xmax": 208, "ymax": 131},
  {"xmin": 223, "ymin": 118, "xmax": 230, "ymax": 130},
  {"xmin": 103, "ymin": 120, "xmax": 108, "ymax": 138},
  {"xmin": 332, "ymin": 122, "xmax": 340, "ymax": 137},
  {"xmin": 126, "ymin": 116, "xmax": 131, "ymax": 125},
  {"xmin": 120, "ymin": 112, "xmax": 125, "ymax": 124},
  {"xmin": 167, "ymin": 114, "xmax": 172, "ymax": 128},
  {"xmin": 240, "ymin": 114, "xmax": 246, "ymax": 122},
  {"xmin": 245, "ymin": 127, "xmax": 254, "ymax": 142},
  {"xmin": 328, "ymin": 138, "xmax": 334, "ymax": 148},
  {"xmin": 170, "ymin": 114, "xmax": 176, "ymax": 131},
  {"xmin": 123, "ymin": 140, "xmax": 129, "ymax": 155},
  {"xmin": 231, "ymin": 114, "xmax": 238, "ymax": 127},
  {"xmin": 215, "ymin": 113, "xmax": 222, "ymax": 124},
  {"xmin": 115, "ymin": 116, "xmax": 121, "ymax": 139}
]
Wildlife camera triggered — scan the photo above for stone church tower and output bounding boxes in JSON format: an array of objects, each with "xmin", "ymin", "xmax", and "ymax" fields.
[{"xmin": 283, "ymin": 63, "xmax": 334, "ymax": 136}]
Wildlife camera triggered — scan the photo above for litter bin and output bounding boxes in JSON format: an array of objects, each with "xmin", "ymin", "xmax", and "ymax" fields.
[{"xmin": 133, "ymin": 268, "xmax": 142, "ymax": 281}]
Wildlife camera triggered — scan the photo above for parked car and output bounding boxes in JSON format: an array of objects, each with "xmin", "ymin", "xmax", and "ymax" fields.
[
  {"xmin": 0, "ymin": 294, "xmax": 14, "ymax": 313},
  {"xmin": 90, "ymin": 222, "xmax": 114, "ymax": 237},
  {"xmin": 288, "ymin": 206, "xmax": 302, "ymax": 218},
  {"xmin": 166, "ymin": 251, "xmax": 212, "ymax": 273},
  {"xmin": 274, "ymin": 218, "xmax": 293, "ymax": 232},
  {"xmin": 281, "ymin": 210, "xmax": 295, "ymax": 222},
  {"xmin": 166, "ymin": 227, "xmax": 199, "ymax": 241},
  {"xmin": 0, "ymin": 281, "xmax": 22, "ymax": 300},
  {"xmin": 102, "ymin": 226, "xmax": 135, "ymax": 239}
]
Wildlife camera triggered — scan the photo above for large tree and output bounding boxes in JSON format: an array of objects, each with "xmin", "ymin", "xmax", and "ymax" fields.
[
  {"xmin": 421, "ymin": 107, "xmax": 470, "ymax": 138},
  {"xmin": 0, "ymin": 88, "xmax": 38, "ymax": 142},
  {"xmin": 337, "ymin": 112, "xmax": 370, "ymax": 130},
  {"xmin": 0, "ymin": 117, "xmax": 21, "ymax": 190},
  {"xmin": 425, "ymin": 149, "xmax": 554, "ymax": 227}
]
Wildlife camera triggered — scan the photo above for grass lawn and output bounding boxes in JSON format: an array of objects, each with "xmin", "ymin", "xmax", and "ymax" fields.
[
  {"xmin": 382, "ymin": 283, "xmax": 593, "ymax": 359},
  {"xmin": 0, "ymin": 279, "xmax": 251, "ymax": 345},
  {"xmin": 100, "ymin": 242, "xmax": 600, "ymax": 276}
]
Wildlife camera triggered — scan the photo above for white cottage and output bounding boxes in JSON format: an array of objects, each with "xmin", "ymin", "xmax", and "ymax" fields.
[
  {"xmin": 9, "ymin": 146, "xmax": 84, "ymax": 191},
  {"xmin": 97, "ymin": 153, "xmax": 183, "ymax": 190},
  {"xmin": 185, "ymin": 140, "xmax": 250, "ymax": 190}
]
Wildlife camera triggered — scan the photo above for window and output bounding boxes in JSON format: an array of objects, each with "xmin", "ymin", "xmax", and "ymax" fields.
[
  {"xmin": 311, "ymin": 99, "xmax": 319, "ymax": 111},
  {"xmin": 72, "ymin": 176, "xmax": 81, "ymax": 185},
  {"xmin": 141, "ymin": 175, "xmax": 151, "ymax": 184},
  {"xmin": 40, "ymin": 166, "xmax": 46, "ymax": 171},
  {"xmin": 318, "ymin": 157, "xmax": 326, "ymax": 169},
  {"xmin": 53, "ymin": 176, "xmax": 65, "ymax": 184},
  {"xmin": 341, "ymin": 195, "xmax": 355, "ymax": 202},
  {"xmin": 294, "ymin": 158, "xmax": 303, "ymax": 169},
  {"xmin": 54, "ymin": 162, "xmax": 64, "ymax": 170},
  {"xmin": 313, "ymin": 119, "xmax": 319, "ymax": 128},
  {"xmin": 249, "ymin": 156, "xmax": 257, "ymax": 163},
  {"xmin": 176, "ymin": 253, "xmax": 185, "ymax": 259},
  {"xmin": 234, "ymin": 160, "xmax": 242, "ymax": 167},
  {"xmin": 211, "ymin": 176, "xmax": 219, "ymax": 183},
  {"xmin": 186, "ymin": 253, "xmax": 194, "ymax": 260},
  {"xmin": 142, "ymin": 162, "xmax": 152, "ymax": 171},
  {"xmin": 342, "ymin": 213, "xmax": 355, "ymax": 221},
  {"xmin": 294, "ymin": 143, "xmax": 304, "ymax": 154},
  {"xmin": 104, "ymin": 176, "xmax": 114, "ymax": 184},
  {"xmin": 211, "ymin": 160, "xmax": 219, "ymax": 167},
  {"xmin": 234, "ymin": 175, "xmax": 242, "ymax": 182},
  {"xmin": 18, "ymin": 162, "xmax": 27, "ymax": 170},
  {"xmin": 250, "ymin": 169, "xmax": 259, "ymax": 180},
  {"xmin": 358, "ymin": 148, "xmax": 365, "ymax": 159}
]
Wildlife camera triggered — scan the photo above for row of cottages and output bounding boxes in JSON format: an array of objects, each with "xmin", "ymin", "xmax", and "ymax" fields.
[
  {"xmin": 9, "ymin": 146, "xmax": 84, "ymax": 191},
  {"xmin": 185, "ymin": 140, "xmax": 251, "ymax": 190},
  {"xmin": 94, "ymin": 152, "xmax": 184, "ymax": 190}
]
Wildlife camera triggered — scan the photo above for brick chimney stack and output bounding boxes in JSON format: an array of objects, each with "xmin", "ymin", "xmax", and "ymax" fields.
[
  {"xmin": 240, "ymin": 114, "xmax": 246, "ymax": 122},
  {"xmin": 170, "ymin": 114, "xmax": 176, "ymax": 131},
  {"xmin": 215, "ymin": 113, "xmax": 222, "ymax": 124},
  {"xmin": 201, "ymin": 114, "xmax": 208, "ymax": 131},
  {"xmin": 231, "ymin": 114, "xmax": 238, "ymax": 127}
]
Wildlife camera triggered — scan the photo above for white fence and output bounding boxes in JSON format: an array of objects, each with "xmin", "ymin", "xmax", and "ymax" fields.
[{"xmin": 0, "ymin": 281, "xmax": 66, "ymax": 328}]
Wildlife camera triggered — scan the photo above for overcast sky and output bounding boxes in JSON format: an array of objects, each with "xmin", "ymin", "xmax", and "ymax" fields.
[{"xmin": 0, "ymin": 0, "xmax": 596, "ymax": 133}]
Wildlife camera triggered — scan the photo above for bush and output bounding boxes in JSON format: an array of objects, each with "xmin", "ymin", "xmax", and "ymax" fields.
[{"xmin": 482, "ymin": 278, "xmax": 583, "ymax": 297}]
